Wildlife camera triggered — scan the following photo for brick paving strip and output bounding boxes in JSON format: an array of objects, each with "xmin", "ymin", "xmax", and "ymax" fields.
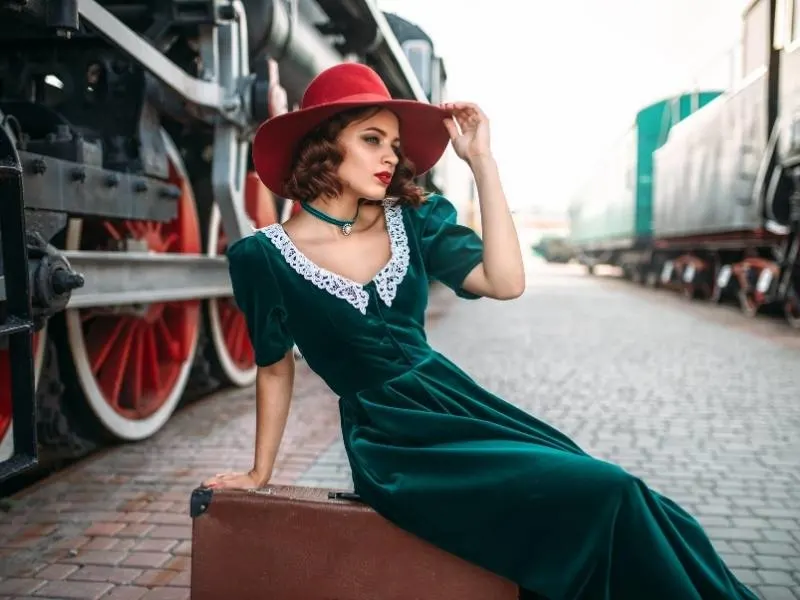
[{"xmin": 0, "ymin": 284, "xmax": 457, "ymax": 600}]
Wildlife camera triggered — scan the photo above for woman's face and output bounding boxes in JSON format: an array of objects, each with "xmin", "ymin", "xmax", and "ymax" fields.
[{"xmin": 336, "ymin": 109, "xmax": 400, "ymax": 201}]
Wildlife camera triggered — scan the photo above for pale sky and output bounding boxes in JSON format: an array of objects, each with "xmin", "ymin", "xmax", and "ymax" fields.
[{"xmin": 378, "ymin": 0, "xmax": 747, "ymax": 215}]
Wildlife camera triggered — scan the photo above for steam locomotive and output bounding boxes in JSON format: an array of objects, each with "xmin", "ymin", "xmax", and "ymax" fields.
[
  {"xmin": 568, "ymin": 0, "xmax": 800, "ymax": 327},
  {"xmin": 0, "ymin": 0, "xmax": 460, "ymax": 483}
]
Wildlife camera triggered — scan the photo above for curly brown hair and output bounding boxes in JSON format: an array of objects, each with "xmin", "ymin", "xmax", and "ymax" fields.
[{"xmin": 283, "ymin": 106, "xmax": 428, "ymax": 207}]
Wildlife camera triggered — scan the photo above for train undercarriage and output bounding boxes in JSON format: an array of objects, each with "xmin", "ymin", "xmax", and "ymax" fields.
[
  {"xmin": 600, "ymin": 175, "xmax": 800, "ymax": 329},
  {"xmin": 575, "ymin": 0, "xmax": 800, "ymax": 332},
  {"xmin": 0, "ymin": 0, "xmax": 441, "ymax": 482}
]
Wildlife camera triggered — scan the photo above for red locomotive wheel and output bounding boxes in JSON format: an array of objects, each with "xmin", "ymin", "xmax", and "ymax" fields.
[{"xmin": 63, "ymin": 133, "xmax": 201, "ymax": 441}]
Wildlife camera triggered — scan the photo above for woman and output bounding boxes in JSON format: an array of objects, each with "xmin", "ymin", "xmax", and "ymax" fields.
[{"xmin": 203, "ymin": 63, "xmax": 757, "ymax": 600}]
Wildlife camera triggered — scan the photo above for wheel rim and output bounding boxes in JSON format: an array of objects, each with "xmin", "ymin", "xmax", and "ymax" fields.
[
  {"xmin": 206, "ymin": 174, "xmax": 278, "ymax": 387},
  {"xmin": 0, "ymin": 327, "xmax": 47, "ymax": 461},
  {"xmin": 63, "ymin": 134, "xmax": 201, "ymax": 441}
]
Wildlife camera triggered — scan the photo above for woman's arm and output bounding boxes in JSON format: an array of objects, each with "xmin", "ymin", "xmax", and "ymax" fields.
[
  {"xmin": 462, "ymin": 154, "xmax": 525, "ymax": 299},
  {"xmin": 442, "ymin": 102, "xmax": 525, "ymax": 300},
  {"xmin": 203, "ymin": 349, "xmax": 295, "ymax": 489},
  {"xmin": 251, "ymin": 350, "xmax": 295, "ymax": 484}
]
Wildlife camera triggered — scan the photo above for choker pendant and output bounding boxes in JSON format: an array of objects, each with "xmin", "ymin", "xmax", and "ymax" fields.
[{"xmin": 300, "ymin": 200, "xmax": 361, "ymax": 236}]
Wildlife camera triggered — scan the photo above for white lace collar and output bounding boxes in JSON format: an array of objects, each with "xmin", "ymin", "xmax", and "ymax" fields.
[{"xmin": 257, "ymin": 200, "xmax": 410, "ymax": 314}]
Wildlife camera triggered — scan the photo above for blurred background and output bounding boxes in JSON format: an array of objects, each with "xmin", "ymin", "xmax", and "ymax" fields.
[{"xmin": 381, "ymin": 0, "xmax": 745, "ymax": 217}]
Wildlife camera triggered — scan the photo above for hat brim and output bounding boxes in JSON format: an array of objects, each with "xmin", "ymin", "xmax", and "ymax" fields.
[{"xmin": 251, "ymin": 98, "xmax": 452, "ymax": 197}]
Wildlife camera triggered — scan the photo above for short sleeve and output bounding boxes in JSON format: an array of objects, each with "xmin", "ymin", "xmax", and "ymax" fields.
[
  {"xmin": 413, "ymin": 194, "xmax": 485, "ymax": 299},
  {"xmin": 226, "ymin": 234, "xmax": 294, "ymax": 367}
]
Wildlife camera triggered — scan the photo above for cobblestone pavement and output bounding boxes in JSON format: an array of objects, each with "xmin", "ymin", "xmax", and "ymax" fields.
[
  {"xmin": 299, "ymin": 262, "xmax": 800, "ymax": 600},
  {"xmin": 0, "ymin": 260, "xmax": 799, "ymax": 599}
]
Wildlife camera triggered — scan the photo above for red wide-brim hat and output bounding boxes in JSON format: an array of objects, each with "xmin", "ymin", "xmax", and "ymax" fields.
[{"xmin": 252, "ymin": 63, "xmax": 451, "ymax": 197}]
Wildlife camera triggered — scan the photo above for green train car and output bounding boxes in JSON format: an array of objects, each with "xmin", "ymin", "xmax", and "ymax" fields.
[{"xmin": 568, "ymin": 92, "xmax": 722, "ymax": 274}]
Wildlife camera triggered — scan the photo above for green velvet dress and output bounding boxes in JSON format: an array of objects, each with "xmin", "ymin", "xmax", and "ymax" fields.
[{"xmin": 226, "ymin": 194, "xmax": 757, "ymax": 600}]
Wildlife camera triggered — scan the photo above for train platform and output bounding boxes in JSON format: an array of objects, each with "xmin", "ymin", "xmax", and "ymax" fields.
[{"xmin": 0, "ymin": 261, "xmax": 799, "ymax": 600}]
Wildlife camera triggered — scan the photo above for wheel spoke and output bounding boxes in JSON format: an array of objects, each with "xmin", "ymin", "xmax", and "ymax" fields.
[
  {"xmin": 155, "ymin": 316, "xmax": 180, "ymax": 362},
  {"xmin": 162, "ymin": 232, "xmax": 180, "ymax": 252},
  {"xmin": 143, "ymin": 327, "xmax": 162, "ymax": 396},
  {"xmin": 88, "ymin": 317, "xmax": 126, "ymax": 375},
  {"xmin": 129, "ymin": 323, "xmax": 145, "ymax": 406},
  {"xmin": 96, "ymin": 318, "xmax": 137, "ymax": 411},
  {"xmin": 103, "ymin": 222, "xmax": 123, "ymax": 241}
]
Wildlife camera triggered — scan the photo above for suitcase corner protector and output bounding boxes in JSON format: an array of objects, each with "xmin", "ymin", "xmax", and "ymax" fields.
[{"xmin": 190, "ymin": 486, "xmax": 214, "ymax": 518}]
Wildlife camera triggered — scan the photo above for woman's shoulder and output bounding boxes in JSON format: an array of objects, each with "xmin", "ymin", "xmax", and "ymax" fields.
[
  {"xmin": 225, "ymin": 227, "xmax": 279, "ymax": 274},
  {"xmin": 402, "ymin": 193, "xmax": 460, "ymax": 227},
  {"xmin": 225, "ymin": 228, "xmax": 290, "ymax": 309}
]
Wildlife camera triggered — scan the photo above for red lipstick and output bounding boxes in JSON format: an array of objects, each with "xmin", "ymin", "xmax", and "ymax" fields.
[{"xmin": 375, "ymin": 171, "xmax": 392, "ymax": 186}]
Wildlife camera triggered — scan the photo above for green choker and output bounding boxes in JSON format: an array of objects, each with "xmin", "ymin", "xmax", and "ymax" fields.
[{"xmin": 300, "ymin": 201, "xmax": 361, "ymax": 236}]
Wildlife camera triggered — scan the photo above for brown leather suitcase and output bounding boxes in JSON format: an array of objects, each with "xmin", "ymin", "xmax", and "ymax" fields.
[{"xmin": 189, "ymin": 484, "xmax": 520, "ymax": 600}]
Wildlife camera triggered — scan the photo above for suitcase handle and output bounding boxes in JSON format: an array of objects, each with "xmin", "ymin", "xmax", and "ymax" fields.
[{"xmin": 328, "ymin": 491, "xmax": 363, "ymax": 502}]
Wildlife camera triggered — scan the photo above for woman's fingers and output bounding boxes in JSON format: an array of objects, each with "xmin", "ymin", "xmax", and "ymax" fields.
[
  {"xmin": 204, "ymin": 472, "xmax": 239, "ymax": 486},
  {"xmin": 441, "ymin": 102, "xmax": 486, "ymax": 132}
]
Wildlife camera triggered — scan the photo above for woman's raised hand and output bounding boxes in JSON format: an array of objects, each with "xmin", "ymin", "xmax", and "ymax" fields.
[{"xmin": 441, "ymin": 102, "xmax": 492, "ymax": 163}]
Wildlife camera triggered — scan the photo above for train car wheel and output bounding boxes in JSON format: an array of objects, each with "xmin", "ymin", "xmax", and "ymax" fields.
[
  {"xmin": 205, "ymin": 173, "xmax": 278, "ymax": 387},
  {"xmin": 737, "ymin": 290, "xmax": 760, "ymax": 318},
  {"xmin": 785, "ymin": 287, "xmax": 800, "ymax": 329},
  {"xmin": 0, "ymin": 327, "xmax": 47, "ymax": 461},
  {"xmin": 62, "ymin": 135, "xmax": 201, "ymax": 441},
  {"xmin": 710, "ymin": 264, "xmax": 733, "ymax": 304}
]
